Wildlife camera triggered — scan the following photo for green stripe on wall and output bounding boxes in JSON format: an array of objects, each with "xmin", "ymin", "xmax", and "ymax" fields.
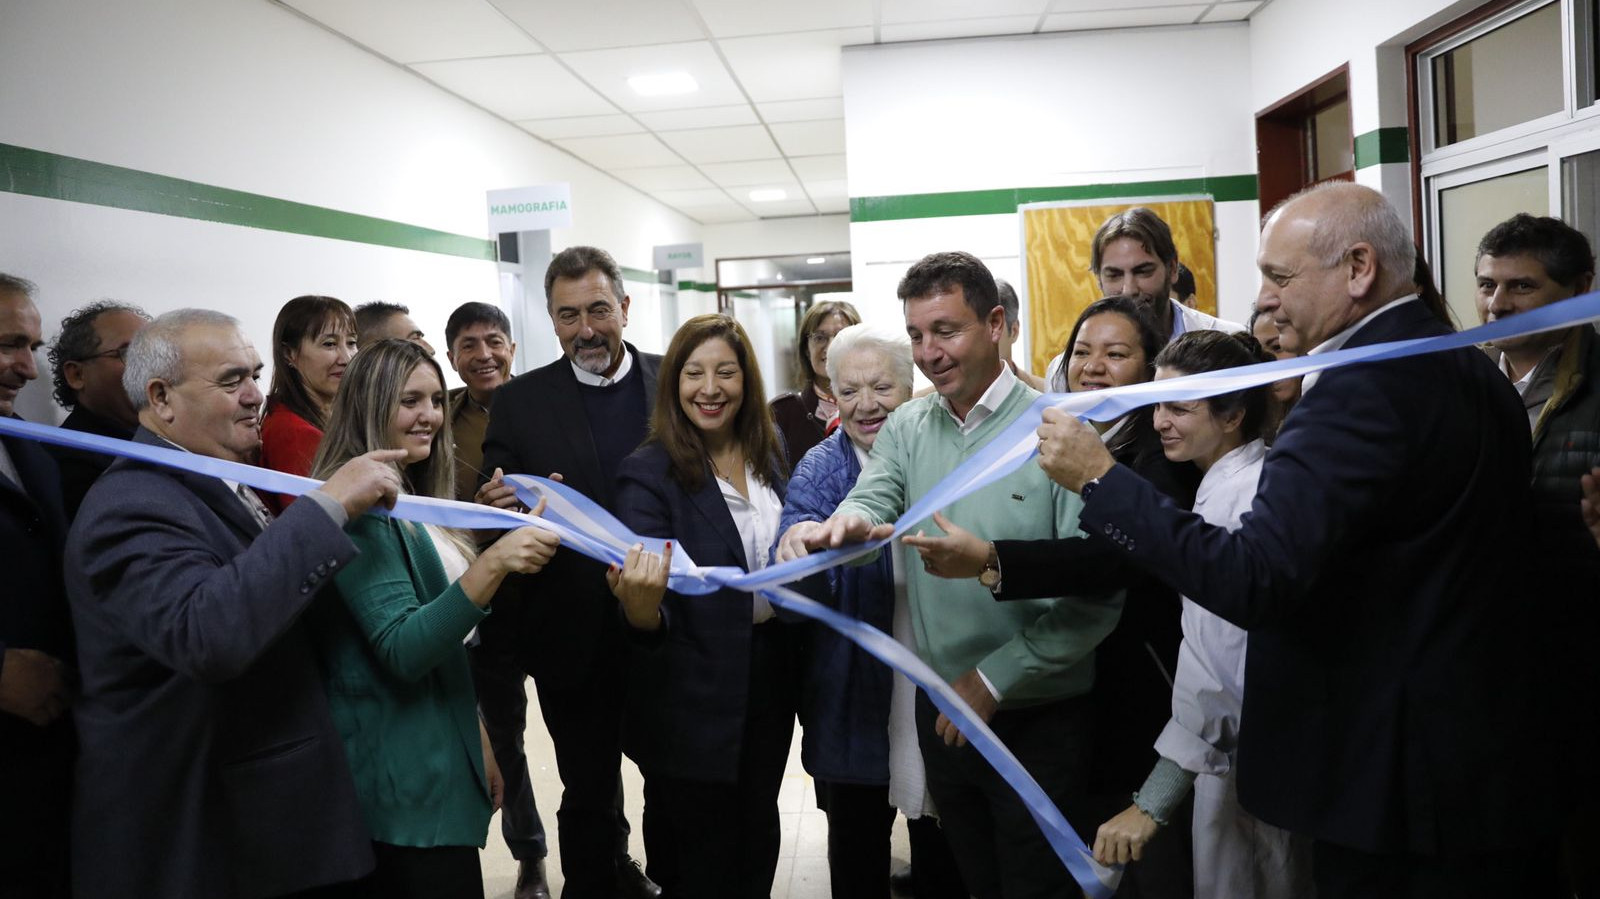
[
  {"xmin": 849, "ymin": 174, "xmax": 1259, "ymax": 223},
  {"xmin": 1354, "ymin": 128, "xmax": 1410, "ymax": 169},
  {"xmin": 0, "ymin": 142, "xmax": 496, "ymax": 261}
]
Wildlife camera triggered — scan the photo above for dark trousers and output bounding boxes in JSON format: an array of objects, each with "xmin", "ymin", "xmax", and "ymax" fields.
[
  {"xmin": 1312, "ymin": 839, "xmax": 1561, "ymax": 899},
  {"xmin": 469, "ymin": 642, "xmax": 548, "ymax": 863},
  {"xmin": 814, "ymin": 781, "xmax": 896, "ymax": 899},
  {"xmin": 360, "ymin": 843, "xmax": 483, "ymax": 899},
  {"xmin": 905, "ymin": 815, "xmax": 969, "ymax": 899},
  {"xmin": 471, "ymin": 634, "xmax": 633, "ymax": 898},
  {"xmin": 641, "ymin": 623, "xmax": 795, "ymax": 899},
  {"xmin": 916, "ymin": 691, "xmax": 1093, "ymax": 899}
]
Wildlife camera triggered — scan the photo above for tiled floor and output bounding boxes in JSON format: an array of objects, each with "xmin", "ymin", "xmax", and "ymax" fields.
[{"xmin": 481, "ymin": 684, "xmax": 912, "ymax": 899}]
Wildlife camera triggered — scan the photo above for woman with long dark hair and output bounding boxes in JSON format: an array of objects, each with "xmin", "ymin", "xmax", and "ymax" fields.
[
  {"xmin": 261, "ymin": 294, "xmax": 357, "ymax": 510},
  {"xmin": 608, "ymin": 313, "xmax": 794, "ymax": 899},
  {"xmin": 770, "ymin": 299, "xmax": 861, "ymax": 462},
  {"xmin": 308, "ymin": 339, "xmax": 561, "ymax": 898}
]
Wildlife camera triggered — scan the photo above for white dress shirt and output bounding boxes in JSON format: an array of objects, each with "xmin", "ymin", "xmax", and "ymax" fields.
[
  {"xmin": 715, "ymin": 463, "xmax": 784, "ymax": 623},
  {"xmin": 1300, "ymin": 294, "xmax": 1419, "ymax": 394},
  {"xmin": 937, "ymin": 362, "xmax": 1017, "ymax": 435},
  {"xmin": 570, "ymin": 347, "xmax": 634, "ymax": 387}
]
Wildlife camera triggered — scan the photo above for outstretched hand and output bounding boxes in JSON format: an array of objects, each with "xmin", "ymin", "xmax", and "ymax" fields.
[
  {"xmin": 800, "ymin": 515, "xmax": 895, "ymax": 552},
  {"xmin": 902, "ymin": 511, "xmax": 989, "ymax": 579}
]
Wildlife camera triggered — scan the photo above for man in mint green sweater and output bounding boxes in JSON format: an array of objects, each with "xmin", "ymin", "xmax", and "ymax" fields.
[{"xmin": 780, "ymin": 251, "xmax": 1123, "ymax": 899}]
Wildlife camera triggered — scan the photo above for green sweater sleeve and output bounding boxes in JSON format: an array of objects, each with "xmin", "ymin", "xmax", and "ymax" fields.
[
  {"xmin": 976, "ymin": 483, "xmax": 1125, "ymax": 698},
  {"xmin": 835, "ymin": 407, "xmax": 910, "ymax": 527},
  {"xmin": 335, "ymin": 517, "xmax": 488, "ymax": 684}
]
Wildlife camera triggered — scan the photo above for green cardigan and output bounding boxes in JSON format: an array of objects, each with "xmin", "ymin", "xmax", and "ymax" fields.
[
  {"xmin": 312, "ymin": 514, "xmax": 492, "ymax": 848},
  {"xmin": 834, "ymin": 379, "xmax": 1124, "ymax": 706}
]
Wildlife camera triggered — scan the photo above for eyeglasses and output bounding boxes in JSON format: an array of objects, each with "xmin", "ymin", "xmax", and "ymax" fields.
[
  {"xmin": 78, "ymin": 346, "xmax": 128, "ymax": 362},
  {"xmin": 808, "ymin": 331, "xmax": 841, "ymax": 348}
]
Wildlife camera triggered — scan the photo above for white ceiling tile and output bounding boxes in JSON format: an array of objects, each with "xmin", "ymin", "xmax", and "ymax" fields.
[
  {"xmin": 635, "ymin": 105, "xmax": 759, "ymax": 131},
  {"xmin": 518, "ymin": 114, "xmax": 645, "ymax": 139},
  {"xmin": 734, "ymin": 177, "xmax": 804, "ymax": 199},
  {"xmin": 1049, "ymin": 0, "xmax": 1205, "ymax": 8},
  {"xmin": 411, "ymin": 55, "xmax": 616, "ymax": 119},
  {"xmin": 1199, "ymin": 1, "xmax": 1263, "ymax": 22},
  {"xmin": 691, "ymin": 0, "xmax": 874, "ymax": 38},
  {"xmin": 683, "ymin": 204, "xmax": 759, "ymax": 224},
  {"xmin": 879, "ymin": 15, "xmax": 1041, "ymax": 43},
  {"xmin": 488, "ymin": 0, "xmax": 707, "ymax": 51},
  {"xmin": 285, "ymin": 0, "xmax": 543, "ymax": 63},
  {"xmin": 718, "ymin": 28, "xmax": 874, "ymax": 102},
  {"xmin": 880, "ymin": 0, "xmax": 1047, "ymax": 24},
  {"xmin": 742, "ymin": 198, "xmax": 822, "ymax": 217},
  {"xmin": 756, "ymin": 97, "xmax": 844, "ymax": 123},
  {"xmin": 800, "ymin": 178, "xmax": 848, "ymax": 200},
  {"xmin": 658, "ymin": 125, "xmax": 782, "ymax": 164},
  {"xmin": 1040, "ymin": 5, "xmax": 1208, "ymax": 31},
  {"xmin": 768, "ymin": 119, "xmax": 845, "ymax": 157},
  {"xmin": 699, "ymin": 159, "xmax": 797, "ymax": 187},
  {"xmin": 813, "ymin": 196, "xmax": 851, "ymax": 214},
  {"xmin": 651, "ymin": 188, "xmax": 739, "ymax": 207},
  {"xmin": 789, "ymin": 154, "xmax": 846, "ymax": 181},
  {"xmin": 552, "ymin": 132, "xmax": 683, "ymax": 168},
  {"xmin": 611, "ymin": 165, "xmax": 716, "ymax": 191},
  {"xmin": 559, "ymin": 41, "xmax": 748, "ymax": 112}
]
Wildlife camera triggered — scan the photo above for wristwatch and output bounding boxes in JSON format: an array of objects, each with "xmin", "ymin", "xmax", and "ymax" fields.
[
  {"xmin": 1080, "ymin": 476, "xmax": 1103, "ymax": 502},
  {"xmin": 978, "ymin": 542, "xmax": 1002, "ymax": 593}
]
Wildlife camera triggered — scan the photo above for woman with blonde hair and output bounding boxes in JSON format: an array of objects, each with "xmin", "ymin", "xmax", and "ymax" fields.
[{"xmin": 309, "ymin": 338, "xmax": 562, "ymax": 898}]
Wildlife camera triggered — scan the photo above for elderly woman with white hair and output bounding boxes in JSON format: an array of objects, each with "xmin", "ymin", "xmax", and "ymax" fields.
[{"xmin": 772, "ymin": 322, "xmax": 966, "ymax": 899}]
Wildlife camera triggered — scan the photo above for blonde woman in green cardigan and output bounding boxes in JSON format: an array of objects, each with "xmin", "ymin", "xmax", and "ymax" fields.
[{"xmin": 310, "ymin": 338, "xmax": 562, "ymax": 898}]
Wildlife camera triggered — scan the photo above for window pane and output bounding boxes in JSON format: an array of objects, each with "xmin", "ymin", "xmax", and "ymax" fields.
[
  {"xmin": 1562, "ymin": 148, "xmax": 1600, "ymax": 248},
  {"xmin": 1439, "ymin": 166, "xmax": 1550, "ymax": 329},
  {"xmin": 1312, "ymin": 98, "xmax": 1354, "ymax": 180},
  {"xmin": 1432, "ymin": 2, "xmax": 1564, "ymax": 147}
]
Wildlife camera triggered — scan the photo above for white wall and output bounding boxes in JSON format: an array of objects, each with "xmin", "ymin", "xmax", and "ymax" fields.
[
  {"xmin": 0, "ymin": 0, "xmax": 703, "ymax": 422},
  {"xmin": 840, "ymin": 23, "xmax": 1261, "ymax": 352}
]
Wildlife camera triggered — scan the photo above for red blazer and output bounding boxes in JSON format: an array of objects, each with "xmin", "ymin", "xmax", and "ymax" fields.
[{"xmin": 259, "ymin": 401, "xmax": 323, "ymax": 513}]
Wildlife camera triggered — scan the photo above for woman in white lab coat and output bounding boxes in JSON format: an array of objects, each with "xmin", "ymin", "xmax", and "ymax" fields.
[{"xmin": 1092, "ymin": 328, "xmax": 1315, "ymax": 899}]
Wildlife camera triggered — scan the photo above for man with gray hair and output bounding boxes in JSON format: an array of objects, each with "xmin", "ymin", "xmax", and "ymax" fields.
[
  {"xmin": 45, "ymin": 300, "xmax": 150, "ymax": 517},
  {"xmin": 0, "ymin": 272, "xmax": 74, "ymax": 897},
  {"xmin": 478, "ymin": 245, "xmax": 661, "ymax": 899},
  {"xmin": 65, "ymin": 308, "xmax": 406, "ymax": 899},
  {"xmin": 1035, "ymin": 182, "xmax": 1560, "ymax": 896}
]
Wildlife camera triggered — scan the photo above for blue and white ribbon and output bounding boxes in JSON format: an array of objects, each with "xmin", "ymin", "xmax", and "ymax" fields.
[{"xmin": 7, "ymin": 289, "xmax": 1600, "ymax": 898}]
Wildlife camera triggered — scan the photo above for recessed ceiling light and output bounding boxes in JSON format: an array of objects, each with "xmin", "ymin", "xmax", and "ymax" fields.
[
  {"xmin": 749, "ymin": 188, "xmax": 787, "ymax": 202},
  {"xmin": 627, "ymin": 72, "xmax": 698, "ymax": 97},
  {"xmin": 806, "ymin": 256, "xmax": 826, "ymax": 264}
]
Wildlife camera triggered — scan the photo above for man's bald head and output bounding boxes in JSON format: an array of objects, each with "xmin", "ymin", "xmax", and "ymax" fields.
[{"xmin": 1256, "ymin": 183, "xmax": 1417, "ymax": 353}]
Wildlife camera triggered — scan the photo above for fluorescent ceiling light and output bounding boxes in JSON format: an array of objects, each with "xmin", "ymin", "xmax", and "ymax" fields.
[
  {"xmin": 628, "ymin": 72, "xmax": 698, "ymax": 97},
  {"xmin": 806, "ymin": 256, "xmax": 826, "ymax": 264},
  {"xmin": 748, "ymin": 188, "xmax": 787, "ymax": 202}
]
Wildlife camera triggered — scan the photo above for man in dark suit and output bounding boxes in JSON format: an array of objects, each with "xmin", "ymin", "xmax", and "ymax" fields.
[
  {"xmin": 480, "ymin": 246, "xmax": 661, "ymax": 899},
  {"xmin": 44, "ymin": 300, "xmax": 150, "ymax": 518},
  {"xmin": 65, "ymin": 308, "xmax": 405, "ymax": 899},
  {"xmin": 1035, "ymin": 182, "xmax": 1560, "ymax": 897},
  {"xmin": 0, "ymin": 273, "xmax": 75, "ymax": 898}
]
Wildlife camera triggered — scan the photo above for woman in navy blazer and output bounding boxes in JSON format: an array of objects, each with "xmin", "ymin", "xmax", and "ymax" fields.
[{"xmin": 611, "ymin": 314, "xmax": 794, "ymax": 899}]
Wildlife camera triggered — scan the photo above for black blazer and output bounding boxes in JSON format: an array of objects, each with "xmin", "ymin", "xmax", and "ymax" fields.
[
  {"xmin": 613, "ymin": 441, "xmax": 791, "ymax": 782},
  {"xmin": 64, "ymin": 428, "xmax": 372, "ymax": 899},
  {"xmin": 480, "ymin": 344, "xmax": 661, "ymax": 687},
  {"xmin": 46, "ymin": 404, "xmax": 132, "ymax": 521},
  {"xmin": 0, "ymin": 424, "xmax": 75, "ymax": 890},
  {"xmin": 1081, "ymin": 300, "xmax": 1549, "ymax": 855}
]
